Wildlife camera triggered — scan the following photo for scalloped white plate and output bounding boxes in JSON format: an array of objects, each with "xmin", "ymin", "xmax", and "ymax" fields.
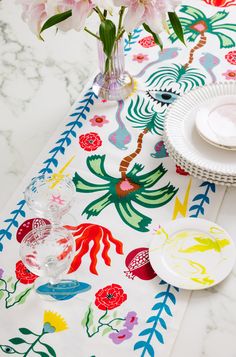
[
  {"xmin": 149, "ymin": 218, "xmax": 235, "ymax": 290},
  {"xmin": 164, "ymin": 83, "xmax": 236, "ymax": 183},
  {"xmin": 196, "ymin": 98, "xmax": 236, "ymax": 150}
]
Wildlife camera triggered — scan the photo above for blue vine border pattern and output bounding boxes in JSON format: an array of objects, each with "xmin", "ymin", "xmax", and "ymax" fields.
[
  {"xmin": 189, "ymin": 181, "xmax": 216, "ymax": 217},
  {"xmin": 124, "ymin": 28, "xmax": 143, "ymax": 54},
  {"xmin": 0, "ymin": 90, "xmax": 97, "ymax": 251}
]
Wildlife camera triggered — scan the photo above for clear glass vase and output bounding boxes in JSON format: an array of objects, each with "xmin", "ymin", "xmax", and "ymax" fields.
[{"xmin": 92, "ymin": 38, "xmax": 134, "ymax": 101}]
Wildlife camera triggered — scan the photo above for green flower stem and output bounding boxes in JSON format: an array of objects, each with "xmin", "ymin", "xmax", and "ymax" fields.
[
  {"xmin": 116, "ymin": 29, "xmax": 125, "ymax": 41},
  {"xmin": 0, "ymin": 278, "xmax": 19, "ymax": 294},
  {"xmin": 107, "ymin": 317, "xmax": 125, "ymax": 325},
  {"xmin": 84, "ymin": 27, "xmax": 100, "ymax": 40},
  {"xmin": 0, "ymin": 278, "xmax": 32, "ymax": 309},
  {"xmin": 116, "ymin": 6, "xmax": 126, "ymax": 41},
  {"xmin": 0, "ymin": 278, "xmax": 8, "ymax": 291},
  {"xmin": 5, "ymin": 288, "xmax": 32, "ymax": 309},
  {"xmin": 98, "ymin": 309, "xmax": 109, "ymax": 325},
  {"xmin": 86, "ymin": 308, "xmax": 125, "ymax": 338},
  {"xmin": 23, "ymin": 331, "xmax": 46, "ymax": 357},
  {"xmin": 95, "ymin": 7, "xmax": 106, "ymax": 21},
  {"xmin": 103, "ymin": 10, "xmax": 107, "ymax": 18},
  {"xmin": 117, "ymin": 6, "xmax": 126, "ymax": 36}
]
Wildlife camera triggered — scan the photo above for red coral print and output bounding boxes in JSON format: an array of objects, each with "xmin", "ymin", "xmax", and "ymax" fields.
[
  {"xmin": 202, "ymin": 0, "xmax": 236, "ymax": 5},
  {"xmin": 95, "ymin": 283, "xmax": 127, "ymax": 310},
  {"xmin": 225, "ymin": 51, "xmax": 236, "ymax": 65},
  {"xmin": 138, "ymin": 36, "xmax": 156, "ymax": 48},
  {"xmin": 65, "ymin": 223, "xmax": 123, "ymax": 275},
  {"xmin": 79, "ymin": 132, "xmax": 102, "ymax": 151},
  {"xmin": 176, "ymin": 165, "xmax": 190, "ymax": 176},
  {"xmin": 15, "ymin": 260, "xmax": 38, "ymax": 284}
]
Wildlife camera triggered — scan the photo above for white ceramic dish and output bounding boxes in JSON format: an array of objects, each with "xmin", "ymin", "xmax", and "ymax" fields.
[
  {"xmin": 164, "ymin": 82, "xmax": 236, "ymax": 183},
  {"xmin": 168, "ymin": 149, "xmax": 236, "ymax": 186},
  {"xmin": 196, "ymin": 97, "xmax": 236, "ymax": 150},
  {"xmin": 149, "ymin": 218, "xmax": 236, "ymax": 290}
]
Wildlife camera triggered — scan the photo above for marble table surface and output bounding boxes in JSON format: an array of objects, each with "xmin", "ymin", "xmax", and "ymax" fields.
[{"xmin": 0, "ymin": 2, "xmax": 236, "ymax": 356}]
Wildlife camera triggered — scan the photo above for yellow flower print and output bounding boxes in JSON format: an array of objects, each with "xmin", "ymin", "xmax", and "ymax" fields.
[{"xmin": 43, "ymin": 311, "xmax": 68, "ymax": 333}]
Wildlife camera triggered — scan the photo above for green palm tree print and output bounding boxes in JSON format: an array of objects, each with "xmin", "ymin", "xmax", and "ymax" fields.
[
  {"xmin": 169, "ymin": 6, "xmax": 236, "ymax": 67},
  {"xmin": 146, "ymin": 64, "xmax": 206, "ymax": 92},
  {"xmin": 73, "ymin": 155, "xmax": 178, "ymax": 232}
]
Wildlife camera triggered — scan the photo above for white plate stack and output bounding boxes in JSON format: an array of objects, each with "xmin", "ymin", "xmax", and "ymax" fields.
[{"xmin": 164, "ymin": 82, "xmax": 236, "ymax": 186}]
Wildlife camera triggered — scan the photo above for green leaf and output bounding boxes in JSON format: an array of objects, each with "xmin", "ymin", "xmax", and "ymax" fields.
[
  {"xmin": 168, "ymin": 12, "xmax": 185, "ymax": 45},
  {"xmin": 40, "ymin": 342, "xmax": 56, "ymax": 357},
  {"xmin": 102, "ymin": 326, "xmax": 112, "ymax": 336},
  {"xmin": 10, "ymin": 282, "xmax": 15, "ymax": 290},
  {"xmin": 99, "ymin": 19, "xmax": 116, "ymax": 59},
  {"xmin": 19, "ymin": 328, "xmax": 34, "ymax": 335},
  {"xmin": 142, "ymin": 23, "xmax": 163, "ymax": 50},
  {"xmin": 14, "ymin": 288, "xmax": 32, "ymax": 305},
  {"xmin": 9, "ymin": 337, "xmax": 26, "ymax": 345},
  {"xmin": 112, "ymin": 311, "xmax": 118, "ymax": 318},
  {"xmin": 0, "ymin": 290, "xmax": 4, "ymax": 300},
  {"xmin": 35, "ymin": 352, "xmax": 50, "ymax": 357},
  {"xmin": 40, "ymin": 10, "xmax": 72, "ymax": 36},
  {"xmin": 82, "ymin": 305, "xmax": 94, "ymax": 328},
  {"xmin": 115, "ymin": 319, "xmax": 123, "ymax": 326},
  {"xmin": 92, "ymin": 325, "xmax": 97, "ymax": 333},
  {"xmin": 102, "ymin": 314, "xmax": 110, "ymax": 321}
]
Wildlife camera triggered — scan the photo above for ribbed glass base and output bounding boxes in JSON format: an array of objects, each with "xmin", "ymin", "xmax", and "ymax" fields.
[{"xmin": 92, "ymin": 71, "xmax": 134, "ymax": 101}]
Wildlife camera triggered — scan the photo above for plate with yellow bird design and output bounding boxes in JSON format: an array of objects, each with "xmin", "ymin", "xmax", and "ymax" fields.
[{"xmin": 149, "ymin": 218, "xmax": 236, "ymax": 290}]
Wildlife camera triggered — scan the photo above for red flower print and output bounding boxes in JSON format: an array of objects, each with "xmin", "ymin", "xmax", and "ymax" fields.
[
  {"xmin": 79, "ymin": 132, "xmax": 102, "ymax": 151},
  {"xmin": 202, "ymin": 0, "xmax": 236, "ymax": 6},
  {"xmin": 222, "ymin": 69, "xmax": 236, "ymax": 80},
  {"xmin": 133, "ymin": 53, "xmax": 149, "ymax": 63},
  {"xmin": 95, "ymin": 283, "xmax": 127, "ymax": 310},
  {"xmin": 138, "ymin": 36, "xmax": 156, "ymax": 48},
  {"xmin": 15, "ymin": 260, "xmax": 38, "ymax": 284},
  {"xmin": 89, "ymin": 115, "xmax": 109, "ymax": 128},
  {"xmin": 176, "ymin": 165, "xmax": 190, "ymax": 176},
  {"xmin": 225, "ymin": 51, "xmax": 236, "ymax": 65}
]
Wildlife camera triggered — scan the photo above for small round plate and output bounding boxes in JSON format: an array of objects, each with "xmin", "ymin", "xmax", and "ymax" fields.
[
  {"xmin": 196, "ymin": 97, "xmax": 236, "ymax": 150},
  {"xmin": 149, "ymin": 218, "xmax": 236, "ymax": 290}
]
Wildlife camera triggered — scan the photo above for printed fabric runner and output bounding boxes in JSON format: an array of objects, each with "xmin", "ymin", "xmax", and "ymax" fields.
[{"xmin": 0, "ymin": 0, "xmax": 235, "ymax": 356}]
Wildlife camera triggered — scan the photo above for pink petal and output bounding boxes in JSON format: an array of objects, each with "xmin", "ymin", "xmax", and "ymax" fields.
[{"xmin": 123, "ymin": 3, "xmax": 145, "ymax": 33}]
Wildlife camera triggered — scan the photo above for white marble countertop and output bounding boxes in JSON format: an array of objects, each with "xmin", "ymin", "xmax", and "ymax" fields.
[{"xmin": 1, "ymin": 2, "xmax": 236, "ymax": 357}]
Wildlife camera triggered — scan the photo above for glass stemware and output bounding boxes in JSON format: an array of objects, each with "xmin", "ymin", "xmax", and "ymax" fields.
[
  {"xmin": 24, "ymin": 174, "xmax": 76, "ymax": 226},
  {"xmin": 20, "ymin": 225, "xmax": 75, "ymax": 287},
  {"xmin": 21, "ymin": 174, "xmax": 85, "ymax": 299}
]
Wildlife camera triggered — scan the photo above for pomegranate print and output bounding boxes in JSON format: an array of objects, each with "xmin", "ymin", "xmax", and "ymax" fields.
[
  {"xmin": 124, "ymin": 247, "xmax": 157, "ymax": 280},
  {"xmin": 176, "ymin": 165, "xmax": 190, "ymax": 176},
  {"xmin": 16, "ymin": 218, "xmax": 50, "ymax": 243}
]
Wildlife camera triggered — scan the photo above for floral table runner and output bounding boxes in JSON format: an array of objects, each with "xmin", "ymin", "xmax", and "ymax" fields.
[{"xmin": 0, "ymin": 1, "xmax": 236, "ymax": 356}]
